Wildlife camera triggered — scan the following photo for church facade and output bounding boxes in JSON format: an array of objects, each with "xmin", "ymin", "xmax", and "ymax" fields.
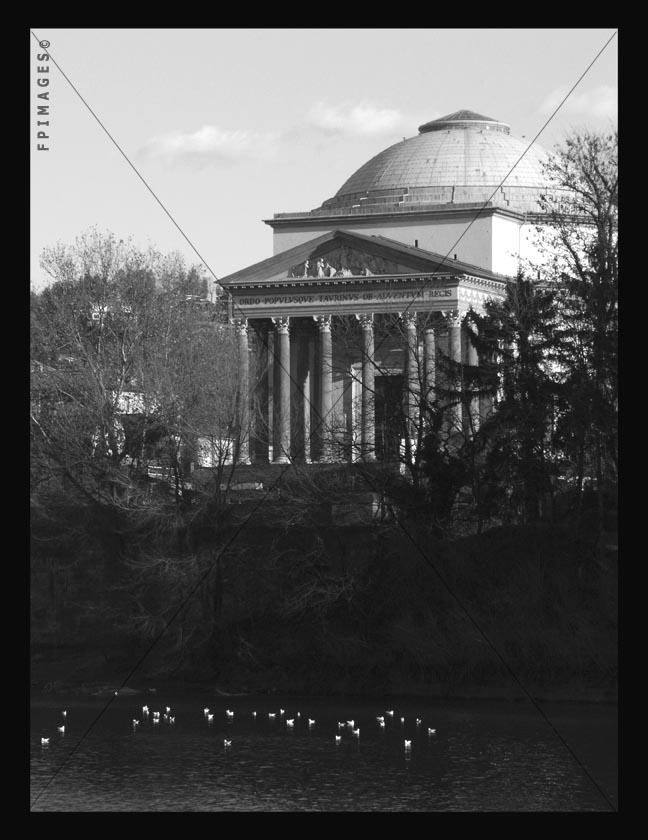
[{"xmin": 217, "ymin": 110, "xmax": 554, "ymax": 466}]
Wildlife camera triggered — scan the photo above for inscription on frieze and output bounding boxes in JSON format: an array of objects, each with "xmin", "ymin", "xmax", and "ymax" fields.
[{"xmin": 238, "ymin": 287, "xmax": 453, "ymax": 307}]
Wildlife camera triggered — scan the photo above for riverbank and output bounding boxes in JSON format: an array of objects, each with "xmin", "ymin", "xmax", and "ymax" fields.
[
  {"xmin": 31, "ymin": 647, "xmax": 617, "ymax": 706},
  {"xmin": 31, "ymin": 518, "xmax": 617, "ymax": 708}
]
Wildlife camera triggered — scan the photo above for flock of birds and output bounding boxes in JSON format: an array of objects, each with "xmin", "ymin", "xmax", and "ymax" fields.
[
  {"xmin": 40, "ymin": 709, "xmax": 67, "ymax": 744},
  {"xmin": 40, "ymin": 705, "xmax": 436, "ymax": 753}
]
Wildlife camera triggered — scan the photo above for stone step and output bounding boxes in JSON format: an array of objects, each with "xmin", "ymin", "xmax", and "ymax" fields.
[{"xmin": 194, "ymin": 460, "xmax": 400, "ymax": 492}]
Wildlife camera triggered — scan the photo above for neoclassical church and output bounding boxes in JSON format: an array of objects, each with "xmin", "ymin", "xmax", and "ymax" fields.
[{"xmin": 216, "ymin": 110, "xmax": 554, "ymax": 466}]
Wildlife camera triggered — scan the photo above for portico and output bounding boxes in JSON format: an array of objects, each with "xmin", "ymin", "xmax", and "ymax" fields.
[{"xmin": 219, "ymin": 229, "xmax": 506, "ymax": 465}]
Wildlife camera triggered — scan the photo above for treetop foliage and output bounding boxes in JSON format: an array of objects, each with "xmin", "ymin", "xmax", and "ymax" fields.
[{"xmin": 31, "ymin": 229, "xmax": 238, "ymax": 505}]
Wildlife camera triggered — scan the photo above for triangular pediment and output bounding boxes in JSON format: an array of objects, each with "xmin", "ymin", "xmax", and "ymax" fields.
[
  {"xmin": 219, "ymin": 230, "xmax": 499, "ymax": 288},
  {"xmin": 287, "ymin": 240, "xmax": 411, "ymax": 279}
]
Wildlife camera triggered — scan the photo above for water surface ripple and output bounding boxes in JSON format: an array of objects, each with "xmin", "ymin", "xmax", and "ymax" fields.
[{"xmin": 30, "ymin": 695, "xmax": 617, "ymax": 812}]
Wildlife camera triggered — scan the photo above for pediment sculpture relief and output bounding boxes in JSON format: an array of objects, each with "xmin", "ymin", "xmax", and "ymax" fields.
[{"xmin": 288, "ymin": 245, "xmax": 402, "ymax": 279}]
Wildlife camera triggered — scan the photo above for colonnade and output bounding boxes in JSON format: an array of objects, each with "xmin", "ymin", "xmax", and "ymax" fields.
[{"xmin": 232, "ymin": 309, "xmax": 485, "ymax": 465}]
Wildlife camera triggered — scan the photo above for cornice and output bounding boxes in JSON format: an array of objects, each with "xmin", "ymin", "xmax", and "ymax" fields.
[
  {"xmin": 227, "ymin": 272, "xmax": 506, "ymax": 293},
  {"xmin": 264, "ymin": 204, "xmax": 530, "ymax": 228}
]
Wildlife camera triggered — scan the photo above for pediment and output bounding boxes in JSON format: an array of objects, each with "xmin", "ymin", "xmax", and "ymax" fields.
[
  {"xmin": 219, "ymin": 229, "xmax": 498, "ymax": 289},
  {"xmin": 288, "ymin": 242, "xmax": 407, "ymax": 279}
]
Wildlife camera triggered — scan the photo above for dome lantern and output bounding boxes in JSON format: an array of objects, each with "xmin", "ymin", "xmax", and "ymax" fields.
[{"xmin": 418, "ymin": 109, "xmax": 511, "ymax": 135}]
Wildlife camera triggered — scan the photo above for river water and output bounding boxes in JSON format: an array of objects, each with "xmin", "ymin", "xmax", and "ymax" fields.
[{"xmin": 30, "ymin": 694, "xmax": 617, "ymax": 811}]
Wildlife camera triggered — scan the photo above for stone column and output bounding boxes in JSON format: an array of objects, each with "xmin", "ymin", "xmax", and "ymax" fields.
[
  {"xmin": 266, "ymin": 327, "xmax": 274, "ymax": 462},
  {"xmin": 424, "ymin": 322, "xmax": 436, "ymax": 409},
  {"xmin": 435, "ymin": 321, "xmax": 449, "ymax": 414},
  {"xmin": 480, "ymin": 339, "xmax": 495, "ymax": 424},
  {"xmin": 253, "ymin": 322, "xmax": 270, "ymax": 463},
  {"xmin": 357, "ymin": 313, "xmax": 376, "ymax": 462},
  {"xmin": 314, "ymin": 314, "xmax": 333, "ymax": 462},
  {"xmin": 232, "ymin": 317, "xmax": 250, "ymax": 465},
  {"xmin": 445, "ymin": 310, "xmax": 464, "ymax": 436},
  {"xmin": 303, "ymin": 331, "xmax": 314, "ymax": 463},
  {"xmin": 465, "ymin": 320, "xmax": 480, "ymax": 434},
  {"xmin": 271, "ymin": 316, "xmax": 291, "ymax": 464},
  {"xmin": 401, "ymin": 311, "xmax": 419, "ymax": 440}
]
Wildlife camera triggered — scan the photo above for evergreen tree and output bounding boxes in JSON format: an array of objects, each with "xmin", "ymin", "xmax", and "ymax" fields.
[
  {"xmin": 536, "ymin": 130, "xmax": 618, "ymax": 504},
  {"xmin": 474, "ymin": 275, "xmax": 563, "ymax": 523}
]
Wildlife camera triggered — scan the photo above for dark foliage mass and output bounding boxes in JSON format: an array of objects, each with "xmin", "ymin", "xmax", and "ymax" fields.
[{"xmin": 31, "ymin": 485, "xmax": 616, "ymax": 696}]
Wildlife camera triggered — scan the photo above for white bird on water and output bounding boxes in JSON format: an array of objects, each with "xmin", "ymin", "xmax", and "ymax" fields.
[
  {"xmin": 352, "ymin": 728, "xmax": 360, "ymax": 738},
  {"xmin": 224, "ymin": 739, "xmax": 231, "ymax": 748},
  {"xmin": 153, "ymin": 711, "xmax": 160, "ymax": 719},
  {"xmin": 379, "ymin": 721, "xmax": 386, "ymax": 729},
  {"xmin": 142, "ymin": 705, "xmax": 149, "ymax": 716},
  {"xmin": 169, "ymin": 716, "xmax": 175, "ymax": 724},
  {"xmin": 286, "ymin": 719, "xmax": 295, "ymax": 727},
  {"xmin": 41, "ymin": 737, "xmax": 49, "ymax": 745},
  {"xmin": 308, "ymin": 718, "xmax": 316, "ymax": 726},
  {"xmin": 57, "ymin": 725, "xmax": 65, "ymax": 734},
  {"xmin": 131, "ymin": 720, "xmax": 139, "ymax": 728},
  {"xmin": 268, "ymin": 713, "xmax": 276, "ymax": 719},
  {"xmin": 252, "ymin": 711, "xmax": 257, "ymax": 718},
  {"xmin": 386, "ymin": 710, "xmax": 394, "ymax": 717},
  {"xmin": 346, "ymin": 720, "xmax": 354, "ymax": 728},
  {"xmin": 153, "ymin": 717, "xmax": 160, "ymax": 725},
  {"xmin": 404, "ymin": 740, "xmax": 412, "ymax": 749},
  {"xmin": 416, "ymin": 718, "xmax": 422, "ymax": 726},
  {"xmin": 335, "ymin": 735, "xmax": 341, "ymax": 744},
  {"xmin": 165, "ymin": 706, "xmax": 171, "ymax": 714},
  {"xmin": 226, "ymin": 709, "xmax": 234, "ymax": 719},
  {"xmin": 400, "ymin": 717, "xmax": 405, "ymax": 725},
  {"xmin": 428, "ymin": 728, "xmax": 436, "ymax": 735},
  {"xmin": 337, "ymin": 722, "xmax": 345, "ymax": 729},
  {"xmin": 62, "ymin": 710, "xmax": 67, "ymax": 718},
  {"xmin": 207, "ymin": 714, "xmax": 214, "ymax": 723},
  {"xmin": 279, "ymin": 709, "xmax": 285, "ymax": 716},
  {"xmin": 296, "ymin": 712, "xmax": 301, "ymax": 719},
  {"xmin": 376, "ymin": 715, "xmax": 385, "ymax": 723},
  {"xmin": 203, "ymin": 707, "xmax": 210, "ymax": 716}
]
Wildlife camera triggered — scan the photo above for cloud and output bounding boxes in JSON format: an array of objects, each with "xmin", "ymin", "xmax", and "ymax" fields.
[
  {"xmin": 308, "ymin": 102, "xmax": 413, "ymax": 135},
  {"xmin": 138, "ymin": 102, "xmax": 432, "ymax": 167},
  {"xmin": 538, "ymin": 84, "xmax": 617, "ymax": 120},
  {"xmin": 138, "ymin": 125, "xmax": 280, "ymax": 166}
]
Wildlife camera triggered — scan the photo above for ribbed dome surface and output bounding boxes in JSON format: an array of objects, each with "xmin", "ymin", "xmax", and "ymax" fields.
[{"xmin": 314, "ymin": 111, "xmax": 550, "ymax": 216}]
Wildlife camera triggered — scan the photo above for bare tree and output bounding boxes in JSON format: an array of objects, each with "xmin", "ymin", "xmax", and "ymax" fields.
[
  {"xmin": 31, "ymin": 228, "xmax": 242, "ymax": 506},
  {"xmin": 31, "ymin": 229, "xmax": 252, "ymax": 668}
]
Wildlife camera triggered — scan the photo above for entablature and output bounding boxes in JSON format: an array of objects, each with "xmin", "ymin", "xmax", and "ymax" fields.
[{"xmin": 227, "ymin": 272, "xmax": 505, "ymax": 319}]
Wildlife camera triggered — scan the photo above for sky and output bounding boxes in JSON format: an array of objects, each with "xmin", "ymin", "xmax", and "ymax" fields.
[{"xmin": 30, "ymin": 28, "xmax": 618, "ymax": 291}]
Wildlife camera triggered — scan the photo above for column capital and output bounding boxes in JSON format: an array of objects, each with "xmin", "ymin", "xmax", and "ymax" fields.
[
  {"xmin": 272, "ymin": 315, "xmax": 290, "ymax": 334},
  {"xmin": 313, "ymin": 314, "xmax": 332, "ymax": 332},
  {"xmin": 443, "ymin": 309, "xmax": 465, "ymax": 328},
  {"xmin": 399, "ymin": 311, "xmax": 418, "ymax": 329},
  {"xmin": 355, "ymin": 312, "xmax": 374, "ymax": 329},
  {"xmin": 231, "ymin": 316, "xmax": 248, "ymax": 335}
]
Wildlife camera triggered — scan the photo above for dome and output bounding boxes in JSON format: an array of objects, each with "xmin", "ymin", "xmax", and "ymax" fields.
[{"xmin": 314, "ymin": 110, "xmax": 550, "ymax": 216}]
